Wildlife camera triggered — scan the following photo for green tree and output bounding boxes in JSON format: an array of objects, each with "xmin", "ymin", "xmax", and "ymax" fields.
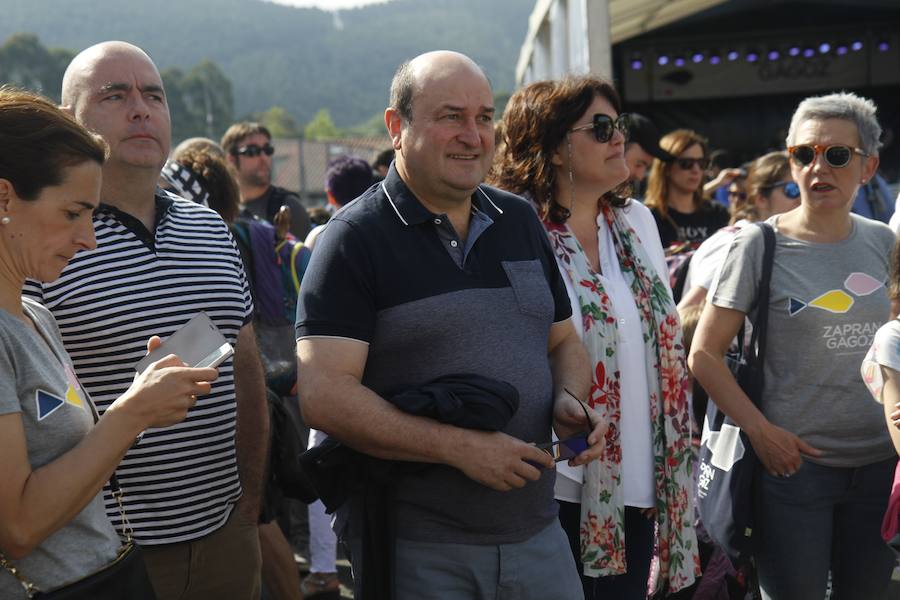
[
  {"xmin": 181, "ymin": 60, "xmax": 233, "ymax": 139},
  {"xmin": 304, "ymin": 108, "xmax": 340, "ymax": 140},
  {"xmin": 255, "ymin": 105, "xmax": 302, "ymax": 138},
  {"xmin": 163, "ymin": 59, "xmax": 234, "ymax": 143},
  {"xmin": 0, "ymin": 33, "xmax": 73, "ymax": 101},
  {"xmin": 344, "ymin": 111, "xmax": 388, "ymax": 138},
  {"xmin": 161, "ymin": 67, "xmax": 189, "ymax": 140}
]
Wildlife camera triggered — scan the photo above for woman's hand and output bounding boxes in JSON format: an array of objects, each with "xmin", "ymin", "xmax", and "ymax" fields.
[
  {"xmin": 110, "ymin": 336, "xmax": 219, "ymax": 430},
  {"xmin": 747, "ymin": 420, "xmax": 822, "ymax": 477},
  {"xmin": 890, "ymin": 406, "xmax": 900, "ymax": 430},
  {"xmin": 552, "ymin": 391, "xmax": 607, "ymax": 467},
  {"xmin": 703, "ymin": 167, "xmax": 743, "ymax": 195}
]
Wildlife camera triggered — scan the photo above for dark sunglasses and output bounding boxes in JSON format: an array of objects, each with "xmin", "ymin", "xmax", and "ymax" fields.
[
  {"xmin": 674, "ymin": 157, "xmax": 710, "ymax": 171},
  {"xmin": 234, "ymin": 143, "xmax": 275, "ymax": 157},
  {"xmin": 761, "ymin": 181, "xmax": 801, "ymax": 199},
  {"xmin": 788, "ymin": 144, "xmax": 868, "ymax": 168},
  {"xmin": 569, "ymin": 113, "xmax": 630, "ymax": 143},
  {"xmin": 536, "ymin": 389, "xmax": 594, "ymax": 463},
  {"xmin": 728, "ymin": 190, "xmax": 747, "ymax": 201}
]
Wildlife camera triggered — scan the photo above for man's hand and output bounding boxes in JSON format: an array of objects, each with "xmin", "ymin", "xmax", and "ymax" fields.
[
  {"xmin": 447, "ymin": 430, "xmax": 554, "ymax": 492},
  {"xmin": 552, "ymin": 391, "xmax": 606, "ymax": 467}
]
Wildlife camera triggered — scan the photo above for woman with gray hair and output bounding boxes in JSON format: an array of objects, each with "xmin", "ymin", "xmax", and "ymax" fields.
[{"xmin": 690, "ymin": 92, "xmax": 897, "ymax": 600}]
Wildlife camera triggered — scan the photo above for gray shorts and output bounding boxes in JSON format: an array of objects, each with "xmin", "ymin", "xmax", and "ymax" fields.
[{"xmin": 391, "ymin": 521, "xmax": 584, "ymax": 600}]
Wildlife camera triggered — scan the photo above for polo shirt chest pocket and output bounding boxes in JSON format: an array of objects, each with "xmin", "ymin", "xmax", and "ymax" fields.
[{"xmin": 502, "ymin": 260, "xmax": 553, "ymax": 321}]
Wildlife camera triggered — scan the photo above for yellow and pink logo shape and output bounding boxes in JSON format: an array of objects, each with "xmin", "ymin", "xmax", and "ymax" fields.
[{"xmin": 789, "ymin": 272, "xmax": 884, "ymax": 316}]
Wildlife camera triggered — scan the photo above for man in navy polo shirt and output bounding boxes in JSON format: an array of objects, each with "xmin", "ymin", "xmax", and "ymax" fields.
[{"xmin": 296, "ymin": 50, "xmax": 602, "ymax": 599}]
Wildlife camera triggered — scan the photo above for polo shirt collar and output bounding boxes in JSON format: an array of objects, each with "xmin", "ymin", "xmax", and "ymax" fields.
[
  {"xmin": 97, "ymin": 189, "xmax": 178, "ymax": 251},
  {"xmin": 98, "ymin": 188, "xmax": 176, "ymax": 220},
  {"xmin": 380, "ymin": 163, "xmax": 504, "ymax": 226}
]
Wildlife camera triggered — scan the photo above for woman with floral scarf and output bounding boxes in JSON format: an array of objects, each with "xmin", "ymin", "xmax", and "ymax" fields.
[{"xmin": 490, "ymin": 76, "xmax": 699, "ymax": 598}]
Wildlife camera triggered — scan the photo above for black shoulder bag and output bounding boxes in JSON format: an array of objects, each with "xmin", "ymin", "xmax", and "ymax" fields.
[
  {"xmin": 0, "ymin": 342, "xmax": 156, "ymax": 599},
  {"xmin": 696, "ymin": 221, "xmax": 775, "ymax": 562}
]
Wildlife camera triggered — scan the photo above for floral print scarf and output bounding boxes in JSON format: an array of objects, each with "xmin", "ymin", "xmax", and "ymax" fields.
[{"xmin": 544, "ymin": 203, "xmax": 700, "ymax": 593}]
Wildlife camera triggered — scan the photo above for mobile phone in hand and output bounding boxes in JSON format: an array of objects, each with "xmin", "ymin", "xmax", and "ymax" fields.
[{"xmin": 134, "ymin": 312, "xmax": 233, "ymax": 373}]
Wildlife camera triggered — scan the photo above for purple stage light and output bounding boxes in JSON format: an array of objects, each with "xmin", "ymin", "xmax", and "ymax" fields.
[
  {"xmin": 836, "ymin": 45, "xmax": 848, "ymax": 56},
  {"xmin": 819, "ymin": 42, "xmax": 831, "ymax": 54},
  {"xmin": 851, "ymin": 41, "xmax": 864, "ymax": 51},
  {"xmin": 767, "ymin": 50, "xmax": 780, "ymax": 61},
  {"xmin": 878, "ymin": 40, "xmax": 890, "ymax": 52},
  {"xmin": 788, "ymin": 46, "xmax": 801, "ymax": 57},
  {"xmin": 658, "ymin": 55, "xmax": 670, "ymax": 66},
  {"xmin": 691, "ymin": 52, "xmax": 704, "ymax": 63},
  {"xmin": 746, "ymin": 51, "xmax": 759, "ymax": 63},
  {"xmin": 803, "ymin": 47, "xmax": 816, "ymax": 58},
  {"xmin": 631, "ymin": 59, "xmax": 643, "ymax": 70},
  {"xmin": 674, "ymin": 56, "xmax": 686, "ymax": 67},
  {"xmin": 727, "ymin": 50, "xmax": 740, "ymax": 61},
  {"xmin": 709, "ymin": 54, "xmax": 721, "ymax": 65}
]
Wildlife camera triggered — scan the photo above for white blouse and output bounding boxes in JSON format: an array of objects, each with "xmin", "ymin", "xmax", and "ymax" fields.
[{"xmin": 553, "ymin": 201, "xmax": 672, "ymax": 508}]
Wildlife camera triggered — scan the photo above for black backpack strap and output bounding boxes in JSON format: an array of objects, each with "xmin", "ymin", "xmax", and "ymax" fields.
[
  {"xmin": 671, "ymin": 251, "xmax": 693, "ymax": 303},
  {"xmin": 230, "ymin": 220, "xmax": 260, "ymax": 311},
  {"xmin": 748, "ymin": 222, "xmax": 776, "ymax": 377}
]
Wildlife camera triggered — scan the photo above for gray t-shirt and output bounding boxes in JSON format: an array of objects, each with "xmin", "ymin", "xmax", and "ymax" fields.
[
  {"xmin": 0, "ymin": 299, "xmax": 120, "ymax": 598},
  {"xmin": 711, "ymin": 215, "xmax": 896, "ymax": 467}
]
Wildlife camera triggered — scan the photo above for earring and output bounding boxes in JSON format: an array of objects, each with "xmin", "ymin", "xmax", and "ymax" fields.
[{"xmin": 0, "ymin": 216, "xmax": 9, "ymax": 225}]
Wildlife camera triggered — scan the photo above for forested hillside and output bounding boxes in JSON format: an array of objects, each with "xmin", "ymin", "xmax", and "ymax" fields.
[{"xmin": 0, "ymin": 0, "xmax": 533, "ymax": 129}]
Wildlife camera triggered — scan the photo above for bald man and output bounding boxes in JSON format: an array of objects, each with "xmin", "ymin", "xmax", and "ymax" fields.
[
  {"xmin": 296, "ymin": 51, "xmax": 599, "ymax": 599},
  {"xmin": 25, "ymin": 42, "xmax": 268, "ymax": 599}
]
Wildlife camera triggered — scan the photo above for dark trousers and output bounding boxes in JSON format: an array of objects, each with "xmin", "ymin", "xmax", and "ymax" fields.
[
  {"xmin": 558, "ymin": 501, "xmax": 655, "ymax": 600},
  {"xmin": 753, "ymin": 457, "xmax": 897, "ymax": 600}
]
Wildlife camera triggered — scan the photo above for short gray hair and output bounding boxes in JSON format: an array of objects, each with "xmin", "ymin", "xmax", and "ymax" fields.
[
  {"xmin": 389, "ymin": 60, "xmax": 416, "ymax": 123},
  {"xmin": 785, "ymin": 92, "xmax": 882, "ymax": 155}
]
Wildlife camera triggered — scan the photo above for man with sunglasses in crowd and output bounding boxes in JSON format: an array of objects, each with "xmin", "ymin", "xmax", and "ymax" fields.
[
  {"xmin": 222, "ymin": 122, "xmax": 312, "ymax": 240},
  {"xmin": 296, "ymin": 50, "xmax": 604, "ymax": 599}
]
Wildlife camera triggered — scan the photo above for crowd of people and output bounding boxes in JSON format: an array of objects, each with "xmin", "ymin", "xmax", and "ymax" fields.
[{"xmin": 0, "ymin": 38, "xmax": 899, "ymax": 600}]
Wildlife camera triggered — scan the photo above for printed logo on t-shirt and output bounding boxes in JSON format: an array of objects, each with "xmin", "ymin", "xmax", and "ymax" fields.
[
  {"xmin": 676, "ymin": 225, "xmax": 710, "ymax": 244},
  {"xmin": 787, "ymin": 272, "xmax": 884, "ymax": 316},
  {"xmin": 821, "ymin": 322, "xmax": 881, "ymax": 353},
  {"xmin": 35, "ymin": 365, "xmax": 88, "ymax": 421}
]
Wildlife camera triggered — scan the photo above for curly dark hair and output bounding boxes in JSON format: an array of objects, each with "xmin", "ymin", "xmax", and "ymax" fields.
[
  {"xmin": 488, "ymin": 75, "xmax": 629, "ymax": 224},
  {"xmin": 171, "ymin": 147, "xmax": 241, "ymax": 224}
]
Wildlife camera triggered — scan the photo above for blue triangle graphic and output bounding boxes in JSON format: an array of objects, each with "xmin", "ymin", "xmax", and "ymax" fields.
[
  {"xmin": 36, "ymin": 389, "xmax": 65, "ymax": 421},
  {"xmin": 788, "ymin": 297, "xmax": 807, "ymax": 316}
]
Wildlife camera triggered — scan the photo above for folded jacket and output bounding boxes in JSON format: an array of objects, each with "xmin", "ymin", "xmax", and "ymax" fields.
[{"xmin": 299, "ymin": 372, "xmax": 520, "ymax": 600}]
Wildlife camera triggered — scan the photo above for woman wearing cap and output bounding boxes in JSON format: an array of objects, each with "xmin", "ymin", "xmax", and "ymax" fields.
[
  {"xmin": 678, "ymin": 151, "xmax": 801, "ymax": 310},
  {"xmin": 491, "ymin": 75, "xmax": 699, "ymax": 599},
  {"xmin": 690, "ymin": 92, "xmax": 897, "ymax": 600},
  {"xmin": 644, "ymin": 129, "xmax": 730, "ymax": 249}
]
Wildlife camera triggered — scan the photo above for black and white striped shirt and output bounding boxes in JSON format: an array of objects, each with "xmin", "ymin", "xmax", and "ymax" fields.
[{"xmin": 24, "ymin": 191, "xmax": 254, "ymax": 545}]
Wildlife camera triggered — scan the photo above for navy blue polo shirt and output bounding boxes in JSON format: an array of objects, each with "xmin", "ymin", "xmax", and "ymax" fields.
[{"xmin": 296, "ymin": 166, "xmax": 572, "ymax": 545}]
